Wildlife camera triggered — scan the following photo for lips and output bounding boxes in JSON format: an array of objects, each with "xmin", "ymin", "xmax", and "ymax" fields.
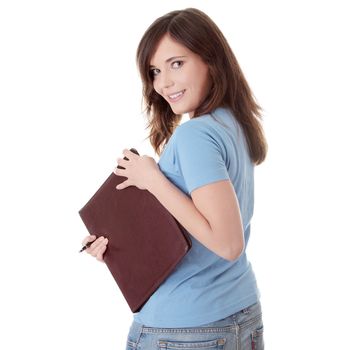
[{"xmin": 168, "ymin": 89, "xmax": 185, "ymax": 101}]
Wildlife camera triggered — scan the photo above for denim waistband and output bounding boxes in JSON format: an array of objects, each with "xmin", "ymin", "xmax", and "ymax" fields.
[{"xmin": 128, "ymin": 300, "xmax": 262, "ymax": 335}]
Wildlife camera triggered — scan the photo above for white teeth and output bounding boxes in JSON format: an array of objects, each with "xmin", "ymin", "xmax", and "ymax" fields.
[{"xmin": 169, "ymin": 90, "xmax": 184, "ymax": 99}]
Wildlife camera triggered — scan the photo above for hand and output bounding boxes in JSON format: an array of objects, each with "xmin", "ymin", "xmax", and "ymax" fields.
[
  {"xmin": 114, "ymin": 148, "xmax": 160, "ymax": 191},
  {"xmin": 81, "ymin": 235, "xmax": 108, "ymax": 263}
]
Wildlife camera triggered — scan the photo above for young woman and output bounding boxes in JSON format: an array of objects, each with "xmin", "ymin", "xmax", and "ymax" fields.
[{"xmin": 81, "ymin": 7, "xmax": 267, "ymax": 350}]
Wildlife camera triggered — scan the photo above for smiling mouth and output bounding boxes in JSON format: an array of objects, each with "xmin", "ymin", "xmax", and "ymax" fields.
[{"xmin": 168, "ymin": 89, "xmax": 186, "ymax": 102}]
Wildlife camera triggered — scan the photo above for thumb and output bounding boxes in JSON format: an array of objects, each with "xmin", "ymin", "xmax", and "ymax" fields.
[{"xmin": 116, "ymin": 182, "xmax": 126, "ymax": 190}]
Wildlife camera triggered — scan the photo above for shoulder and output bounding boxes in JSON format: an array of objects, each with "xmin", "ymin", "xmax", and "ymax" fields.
[
  {"xmin": 174, "ymin": 111, "xmax": 219, "ymax": 141},
  {"xmin": 174, "ymin": 108, "xmax": 237, "ymax": 149},
  {"xmin": 177, "ymin": 107, "xmax": 236, "ymax": 131},
  {"xmin": 173, "ymin": 120, "xmax": 219, "ymax": 151}
]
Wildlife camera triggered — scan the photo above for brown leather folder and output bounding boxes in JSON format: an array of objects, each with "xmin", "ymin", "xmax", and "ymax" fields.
[{"xmin": 78, "ymin": 148, "xmax": 192, "ymax": 312}]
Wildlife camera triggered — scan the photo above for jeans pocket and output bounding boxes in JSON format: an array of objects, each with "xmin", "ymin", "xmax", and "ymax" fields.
[
  {"xmin": 251, "ymin": 325, "xmax": 264, "ymax": 350},
  {"xmin": 126, "ymin": 338, "xmax": 137, "ymax": 350},
  {"xmin": 157, "ymin": 337, "xmax": 226, "ymax": 349}
]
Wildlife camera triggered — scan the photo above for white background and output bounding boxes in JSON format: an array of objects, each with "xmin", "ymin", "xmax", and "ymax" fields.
[{"xmin": 1, "ymin": 1, "xmax": 349, "ymax": 349}]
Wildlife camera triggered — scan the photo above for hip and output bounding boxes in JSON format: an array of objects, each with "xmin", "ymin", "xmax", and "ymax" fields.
[{"xmin": 125, "ymin": 300, "xmax": 264, "ymax": 350}]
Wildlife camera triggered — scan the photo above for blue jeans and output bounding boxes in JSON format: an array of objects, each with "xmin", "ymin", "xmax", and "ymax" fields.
[{"xmin": 125, "ymin": 300, "xmax": 264, "ymax": 349}]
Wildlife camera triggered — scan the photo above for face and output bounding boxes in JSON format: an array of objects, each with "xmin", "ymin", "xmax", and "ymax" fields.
[{"xmin": 149, "ymin": 34, "xmax": 211, "ymax": 118}]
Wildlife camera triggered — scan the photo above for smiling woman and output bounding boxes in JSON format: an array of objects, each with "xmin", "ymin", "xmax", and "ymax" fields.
[
  {"xmin": 149, "ymin": 35, "xmax": 211, "ymax": 118},
  {"xmin": 82, "ymin": 6, "xmax": 267, "ymax": 350}
]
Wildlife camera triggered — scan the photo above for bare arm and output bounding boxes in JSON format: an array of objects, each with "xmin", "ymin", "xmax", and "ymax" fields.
[{"xmin": 147, "ymin": 171, "xmax": 244, "ymax": 261}]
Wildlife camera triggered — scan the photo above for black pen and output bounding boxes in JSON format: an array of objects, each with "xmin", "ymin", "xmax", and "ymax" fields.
[{"xmin": 79, "ymin": 239, "xmax": 96, "ymax": 253}]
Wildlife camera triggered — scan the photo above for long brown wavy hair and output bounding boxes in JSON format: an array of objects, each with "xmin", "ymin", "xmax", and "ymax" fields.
[{"xmin": 136, "ymin": 8, "xmax": 268, "ymax": 165}]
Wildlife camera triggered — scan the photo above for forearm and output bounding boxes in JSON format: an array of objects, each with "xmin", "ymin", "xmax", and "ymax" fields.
[{"xmin": 147, "ymin": 170, "xmax": 233, "ymax": 261}]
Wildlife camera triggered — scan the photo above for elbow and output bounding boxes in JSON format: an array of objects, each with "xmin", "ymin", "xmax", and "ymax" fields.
[{"xmin": 226, "ymin": 242, "xmax": 245, "ymax": 262}]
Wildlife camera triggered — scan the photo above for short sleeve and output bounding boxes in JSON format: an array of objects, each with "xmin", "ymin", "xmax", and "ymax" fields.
[{"xmin": 174, "ymin": 123, "xmax": 230, "ymax": 194}]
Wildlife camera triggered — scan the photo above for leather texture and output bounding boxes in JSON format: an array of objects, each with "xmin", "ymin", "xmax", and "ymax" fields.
[{"xmin": 79, "ymin": 148, "xmax": 192, "ymax": 312}]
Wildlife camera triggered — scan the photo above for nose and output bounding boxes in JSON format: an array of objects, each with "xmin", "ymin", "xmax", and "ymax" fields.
[{"xmin": 157, "ymin": 71, "xmax": 174, "ymax": 94}]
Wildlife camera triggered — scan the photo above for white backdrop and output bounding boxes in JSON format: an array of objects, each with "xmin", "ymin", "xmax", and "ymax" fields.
[{"xmin": 1, "ymin": 1, "xmax": 349, "ymax": 349}]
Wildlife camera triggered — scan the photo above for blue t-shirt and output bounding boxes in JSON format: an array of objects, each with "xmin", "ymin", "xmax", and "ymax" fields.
[{"xmin": 133, "ymin": 106, "xmax": 261, "ymax": 327}]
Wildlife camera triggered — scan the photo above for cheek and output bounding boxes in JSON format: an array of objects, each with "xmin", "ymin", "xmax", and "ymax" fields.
[
  {"xmin": 153, "ymin": 82, "xmax": 161, "ymax": 95},
  {"xmin": 189, "ymin": 66, "xmax": 208, "ymax": 92},
  {"xmin": 199, "ymin": 70, "xmax": 211, "ymax": 94}
]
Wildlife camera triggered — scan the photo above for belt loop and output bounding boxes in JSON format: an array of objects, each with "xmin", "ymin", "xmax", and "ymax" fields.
[
  {"xmin": 136, "ymin": 325, "xmax": 144, "ymax": 345},
  {"xmin": 241, "ymin": 307, "xmax": 250, "ymax": 314},
  {"xmin": 233, "ymin": 318, "xmax": 239, "ymax": 349}
]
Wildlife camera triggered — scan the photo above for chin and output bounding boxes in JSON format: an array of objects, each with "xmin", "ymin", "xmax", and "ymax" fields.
[
  {"xmin": 170, "ymin": 107, "xmax": 186, "ymax": 115},
  {"xmin": 170, "ymin": 104, "xmax": 195, "ymax": 116}
]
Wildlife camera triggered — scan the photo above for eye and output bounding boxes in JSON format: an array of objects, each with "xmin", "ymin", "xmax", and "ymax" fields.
[
  {"xmin": 149, "ymin": 68, "xmax": 160, "ymax": 78},
  {"xmin": 172, "ymin": 60, "xmax": 183, "ymax": 68},
  {"xmin": 149, "ymin": 60, "xmax": 184, "ymax": 79}
]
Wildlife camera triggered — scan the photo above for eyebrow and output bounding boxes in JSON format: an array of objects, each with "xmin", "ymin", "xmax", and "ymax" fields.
[{"xmin": 149, "ymin": 56, "xmax": 187, "ymax": 69}]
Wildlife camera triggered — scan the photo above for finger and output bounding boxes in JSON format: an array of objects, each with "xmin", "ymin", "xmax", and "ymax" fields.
[
  {"xmin": 89, "ymin": 237, "xmax": 108, "ymax": 256},
  {"xmin": 122, "ymin": 148, "xmax": 138, "ymax": 160},
  {"xmin": 96, "ymin": 244, "xmax": 107, "ymax": 262},
  {"xmin": 116, "ymin": 181, "xmax": 129, "ymax": 190},
  {"xmin": 86, "ymin": 236, "xmax": 105, "ymax": 255},
  {"xmin": 114, "ymin": 167, "xmax": 126, "ymax": 176},
  {"xmin": 122, "ymin": 148, "xmax": 131, "ymax": 156},
  {"xmin": 82, "ymin": 235, "xmax": 96, "ymax": 246},
  {"xmin": 92, "ymin": 240, "xmax": 108, "ymax": 260},
  {"xmin": 116, "ymin": 157, "xmax": 126, "ymax": 165}
]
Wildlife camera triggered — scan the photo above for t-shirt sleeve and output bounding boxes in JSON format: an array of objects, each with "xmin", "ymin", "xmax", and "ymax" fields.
[{"xmin": 174, "ymin": 123, "xmax": 230, "ymax": 194}]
